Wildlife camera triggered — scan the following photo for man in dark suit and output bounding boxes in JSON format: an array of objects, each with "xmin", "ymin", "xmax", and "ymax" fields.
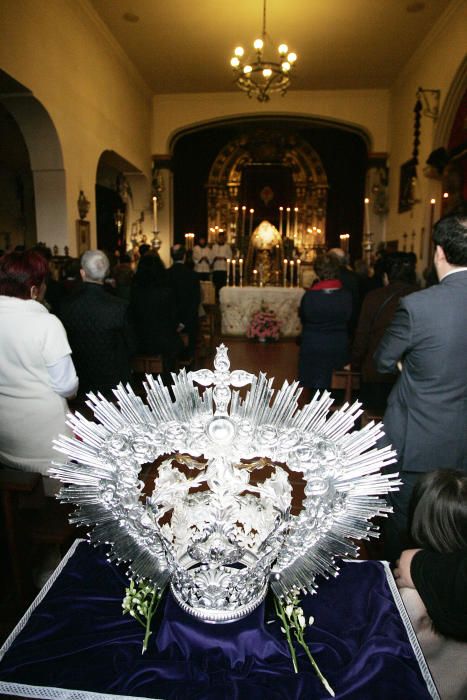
[
  {"xmin": 60, "ymin": 250, "xmax": 136, "ymax": 397},
  {"xmin": 167, "ymin": 244, "xmax": 201, "ymax": 362},
  {"xmin": 374, "ymin": 215, "xmax": 467, "ymax": 561}
]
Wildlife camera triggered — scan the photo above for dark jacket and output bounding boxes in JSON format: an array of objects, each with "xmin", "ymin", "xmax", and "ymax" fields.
[
  {"xmin": 59, "ymin": 282, "xmax": 136, "ymax": 396},
  {"xmin": 298, "ymin": 282, "xmax": 352, "ymax": 390},
  {"xmin": 352, "ymin": 280, "xmax": 418, "ymax": 383}
]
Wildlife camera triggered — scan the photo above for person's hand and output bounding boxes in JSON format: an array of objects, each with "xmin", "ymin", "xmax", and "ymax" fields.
[{"xmin": 393, "ymin": 548, "xmax": 421, "ymax": 589}]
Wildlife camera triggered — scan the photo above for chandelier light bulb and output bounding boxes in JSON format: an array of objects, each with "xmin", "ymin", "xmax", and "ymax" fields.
[
  {"xmin": 243, "ymin": 65, "xmax": 253, "ymax": 74},
  {"xmin": 278, "ymin": 43, "xmax": 288, "ymax": 55},
  {"xmin": 287, "ymin": 52, "xmax": 297, "ymax": 63},
  {"xmin": 253, "ymin": 38, "xmax": 264, "ymax": 51},
  {"xmin": 231, "ymin": 57, "xmax": 240, "ymax": 68},
  {"xmin": 263, "ymin": 67, "xmax": 272, "ymax": 78},
  {"xmin": 234, "ymin": 46, "xmax": 244, "ymax": 57},
  {"xmin": 281, "ymin": 61, "xmax": 291, "ymax": 72}
]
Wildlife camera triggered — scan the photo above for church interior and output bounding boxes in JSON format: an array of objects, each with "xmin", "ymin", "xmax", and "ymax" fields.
[{"xmin": 0, "ymin": 0, "xmax": 466, "ymax": 697}]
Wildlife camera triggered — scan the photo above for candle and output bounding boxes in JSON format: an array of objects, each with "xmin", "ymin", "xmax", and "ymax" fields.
[
  {"xmin": 296, "ymin": 259, "xmax": 301, "ymax": 286},
  {"xmin": 226, "ymin": 258, "xmax": 231, "ymax": 286},
  {"xmin": 231, "ymin": 258, "xmax": 236, "ymax": 287},
  {"xmin": 249, "ymin": 208, "xmax": 254, "ymax": 237},
  {"xmin": 241, "ymin": 206, "xmax": 246, "ymax": 239},
  {"xmin": 286, "ymin": 207, "xmax": 291, "ymax": 238},
  {"xmin": 279, "ymin": 207, "xmax": 284, "ymax": 236},
  {"xmin": 339, "ymin": 233, "xmax": 350, "ymax": 255},
  {"xmin": 364, "ymin": 197, "xmax": 370, "ymax": 235},
  {"xmin": 234, "ymin": 206, "xmax": 239, "ymax": 237},
  {"xmin": 293, "ymin": 207, "xmax": 298, "ymax": 242},
  {"xmin": 184, "ymin": 233, "xmax": 194, "ymax": 250},
  {"xmin": 283, "ymin": 259, "xmax": 288, "ymax": 287},
  {"xmin": 429, "ymin": 198, "xmax": 436, "ymax": 232},
  {"xmin": 152, "ymin": 196, "xmax": 158, "ymax": 232},
  {"xmin": 239, "ymin": 258, "xmax": 243, "ymax": 286},
  {"xmin": 253, "ymin": 269, "xmax": 258, "ymax": 285},
  {"xmin": 290, "ymin": 260, "xmax": 295, "ymax": 287}
]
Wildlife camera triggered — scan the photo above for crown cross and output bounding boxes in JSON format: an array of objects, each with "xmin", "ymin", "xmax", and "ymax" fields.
[{"xmin": 189, "ymin": 344, "xmax": 255, "ymax": 414}]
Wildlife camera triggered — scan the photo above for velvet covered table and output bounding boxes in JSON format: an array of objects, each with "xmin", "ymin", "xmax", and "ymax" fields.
[{"xmin": 0, "ymin": 541, "xmax": 438, "ymax": 700}]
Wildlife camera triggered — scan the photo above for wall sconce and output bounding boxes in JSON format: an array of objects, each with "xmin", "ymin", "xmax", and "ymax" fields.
[
  {"xmin": 77, "ymin": 190, "xmax": 90, "ymax": 220},
  {"xmin": 416, "ymin": 87, "xmax": 441, "ymax": 120}
]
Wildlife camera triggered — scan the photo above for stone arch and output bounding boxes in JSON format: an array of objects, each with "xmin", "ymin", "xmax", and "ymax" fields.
[
  {"xmin": 0, "ymin": 70, "xmax": 67, "ymax": 250},
  {"xmin": 433, "ymin": 55, "xmax": 467, "ymax": 149}
]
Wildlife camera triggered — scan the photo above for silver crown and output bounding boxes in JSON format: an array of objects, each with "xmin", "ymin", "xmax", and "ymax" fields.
[{"xmin": 51, "ymin": 344, "xmax": 399, "ymax": 623}]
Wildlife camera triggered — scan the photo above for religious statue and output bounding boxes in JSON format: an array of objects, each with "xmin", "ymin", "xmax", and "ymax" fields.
[{"xmin": 245, "ymin": 220, "xmax": 284, "ymax": 285}]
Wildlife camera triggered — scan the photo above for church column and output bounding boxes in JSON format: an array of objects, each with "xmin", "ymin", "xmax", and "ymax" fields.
[{"xmin": 152, "ymin": 156, "xmax": 172, "ymax": 267}]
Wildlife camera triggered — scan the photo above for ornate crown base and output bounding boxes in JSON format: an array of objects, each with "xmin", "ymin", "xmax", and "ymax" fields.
[{"xmin": 170, "ymin": 580, "xmax": 269, "ymax": 624}]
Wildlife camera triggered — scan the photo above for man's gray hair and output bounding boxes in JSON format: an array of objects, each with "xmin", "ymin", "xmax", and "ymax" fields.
[{"xmin": 81, "ymin": 250, "xmax": 110, "ymax": 282}]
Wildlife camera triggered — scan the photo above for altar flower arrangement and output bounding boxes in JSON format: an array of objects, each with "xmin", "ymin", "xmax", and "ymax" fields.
[{"xmin": 246, "ymin": 306, "xmax": 281, "ymax": 341}]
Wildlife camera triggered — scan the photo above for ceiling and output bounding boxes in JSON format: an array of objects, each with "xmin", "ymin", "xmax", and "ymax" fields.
[{"xmin": 89, "ymin": 0, "xmax": 452, "ymax": 94}]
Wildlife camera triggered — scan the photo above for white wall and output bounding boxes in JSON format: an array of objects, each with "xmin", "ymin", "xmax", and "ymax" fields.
[
  {"xmin": 387, "ymin": 0, "xmax": 467, "ymax": 267},
  {"xmin": 152, "ymin": 89, "xmax": 391, "ymax": 155},
  {"xmin": 0, "ymin": 0, "xmax": 153, "ymax": 254}
]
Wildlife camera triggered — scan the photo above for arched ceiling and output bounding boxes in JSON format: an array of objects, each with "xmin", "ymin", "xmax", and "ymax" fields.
[{"xmin": 89, "ymin": 0, "xmax": 453, "ymax": 94}]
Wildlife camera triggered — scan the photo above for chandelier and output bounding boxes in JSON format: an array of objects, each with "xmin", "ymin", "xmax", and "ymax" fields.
[{"xmin": 230, "ymin": 0, "xmax": 297, "ymax": 102}]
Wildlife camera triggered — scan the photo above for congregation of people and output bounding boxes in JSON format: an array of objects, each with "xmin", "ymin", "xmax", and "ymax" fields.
[{"xmin": 1, "ymin": 213, "xmax": 466, "ymax": 668}]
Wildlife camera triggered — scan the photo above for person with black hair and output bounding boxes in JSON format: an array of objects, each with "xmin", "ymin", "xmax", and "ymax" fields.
[
  {"xmin": 351, "ymin": 252, "xmax": 418, "ymax": 412},
  {"xmin": 375, "ymin": 215, "xmax": 467, "ymax": 562},
  {"xmin": 394, "ymin": 470, "xmax": 467, "ymax": 699},
  {"xmin": 167, "ymin": 244, "xmax": 201, "ymax": 362}
]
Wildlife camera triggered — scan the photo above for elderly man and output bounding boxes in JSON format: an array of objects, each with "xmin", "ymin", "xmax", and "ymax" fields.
[
  {"xmin": 60, "ymin": 249, "xmax": 136, "ymax": 397},
  {"xmin": 375, "ymin": 215, "xmax": 467, "ymax": 561}
]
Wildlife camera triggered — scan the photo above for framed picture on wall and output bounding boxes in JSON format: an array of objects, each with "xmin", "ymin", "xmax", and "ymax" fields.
[
  {"xmin": 398, "ymin": 159, "xmax": 417, "ymax": 213},
  {"xmin": 76, "ymin": 220, "xmax": 90, "ymax": 256}
]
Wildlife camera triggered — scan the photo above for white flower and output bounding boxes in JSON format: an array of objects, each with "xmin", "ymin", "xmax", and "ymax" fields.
[
  {"xmin": 285, "ymin": 604, "xmax": 294, "ymax": 618},
  {"xmin": 308, "ymin": 615, "xmax": 315, "ymax": 626},
  {"xmin": 298, "ymin": 614, "xmax": 306, "ymax": 629}
]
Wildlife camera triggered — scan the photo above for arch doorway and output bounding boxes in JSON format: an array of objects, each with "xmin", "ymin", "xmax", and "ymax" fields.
[{"xmin": 0, "ymin": 69, "xmax": 67, "ymax": 253}]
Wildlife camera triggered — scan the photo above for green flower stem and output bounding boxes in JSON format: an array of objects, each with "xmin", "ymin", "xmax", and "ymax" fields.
[
  {"xmin": 274, "ymin": 594, "xmax": 335, "ymax": 697},
  {"xmin": 141, "ymin": 587, "xmax": 162, "ymax": 655},
  {"xmin": 295, "ymin": 626, "xmax": 335, "ymax": 697},
  {"xmin": 273, "ymin": 595, "xmax": 298, "ymax": 673}
]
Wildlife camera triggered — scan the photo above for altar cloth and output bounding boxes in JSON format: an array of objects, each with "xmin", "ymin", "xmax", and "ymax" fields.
[
  {"xmin": 0, "ymin": 540, "xmax": 438, "ymax": 700},
  {"xmin": 219, "ymin": 286, "xmax": 304, "ymax": 337}
]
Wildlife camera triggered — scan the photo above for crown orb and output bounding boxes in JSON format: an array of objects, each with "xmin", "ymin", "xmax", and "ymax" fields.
[{"xmin": 207, "ymin": 416, "xmax": 236, "ymax": 444}]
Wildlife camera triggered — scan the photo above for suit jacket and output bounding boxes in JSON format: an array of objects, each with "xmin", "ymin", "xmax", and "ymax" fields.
[
  {"xmin": 374, "ymin": 270, "xmax": 467, "ymax": 472},
  {"xmin": 60, "ymin": 282, "xmax": 136, "ymax": 396}
]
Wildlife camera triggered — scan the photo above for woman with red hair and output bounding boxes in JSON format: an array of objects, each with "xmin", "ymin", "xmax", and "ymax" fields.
[{"xmin": 0, "ymin": 250, "xmax": 78, "ymax": 492}]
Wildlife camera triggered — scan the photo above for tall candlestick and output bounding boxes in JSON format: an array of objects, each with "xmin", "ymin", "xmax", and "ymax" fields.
[
  {"xmin": 364, "ymin": 197, "xmax": 370, "ymax": 235},
  {"xmin": 293, "ymin": 207, "xmax": 298, "ymax": 243},
  {"xmin": 279, "ymin": 207, "xmax": 284, "ymax": 237},
  {"xmin": 249, "ymin": 208, "xmax": 254, "ymax": 238},
  {"xmin": 290, "ymin": 260, "xmax": 295, "ymax": 287},
  {"xmin": 283, "ymin": 259, "xmax": 288, "ymax": 287},
  {"xmin": 231, "ymin": 258, "xmax": 236, "ymax": 287},
  {"xmin": 226, "ymin": 258, "xmax": 230, "ymax": 286},
  {"xmin": 296, "ymin": 258, "xmax": 301, "ymax": 286},
  {"xmin": 239, "ymin": 258, "xmax": 243, "ymax": 286},
  {"xmin": 286, "ymin": 208, "xmax": 291, "ymax": 238},
  {"xmin": 429, "ymin": 198, "xmax": 436, "ymax": 232},
  {"xmin": 253, "ymin": 269, "xmax": 258, "ymax": 285},
  {"xmin": 152, "ymin": 196, "xmax": 158, "ymax": 232},
  {"xmin": 234, "ymin": 206, "xmax": 239, "ymax": 238},
  {"xmin": 241, "ymin": 206, "xmax": 246, "ymax": 240}
]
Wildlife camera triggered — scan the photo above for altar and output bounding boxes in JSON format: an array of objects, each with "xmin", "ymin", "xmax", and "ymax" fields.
[{"xmin": 220, "ymin": 286, "xmax": 304, "ymax": 337}]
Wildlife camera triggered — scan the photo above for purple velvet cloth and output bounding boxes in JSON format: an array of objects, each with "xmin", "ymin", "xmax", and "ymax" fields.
[{"xmin": 0, "ymin": 542, "xmax": 433, "ymax": 699}]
